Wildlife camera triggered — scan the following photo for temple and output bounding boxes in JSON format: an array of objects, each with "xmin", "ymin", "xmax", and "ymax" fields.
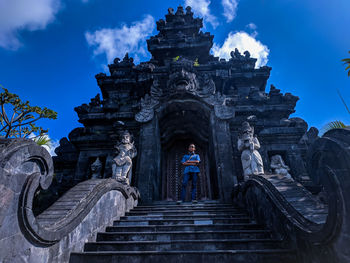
[
  {"xmin": 2, "ymin": 6, "xmax": 349, "ymax": 263},
  {"xmin": 54, "ymin": 5, "xmax": 314, "ymax": 203}
]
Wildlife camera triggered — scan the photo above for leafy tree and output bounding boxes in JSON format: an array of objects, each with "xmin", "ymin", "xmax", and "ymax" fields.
[
  {"xmin": 341, "ymin": 51, "xmax": 350, "ymax": 77},
  {"xmin": 0, "ymin": 87, "xmax": 57, "ymax": 138}
]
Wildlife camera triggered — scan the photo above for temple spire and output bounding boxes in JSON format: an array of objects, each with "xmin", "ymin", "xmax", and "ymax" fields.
[{"xmin": 147, "ymin": 6, "xmax": 214, "ymax": 65}]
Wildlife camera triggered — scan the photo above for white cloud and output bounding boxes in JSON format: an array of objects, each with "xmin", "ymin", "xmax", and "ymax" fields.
[
  {"xmin": 185, "ymin": 0, "xmax": 219, "ymax": 28},
  {"xmin": 246, "ymin": 23, "xmax": 258, "ymax": 37},
  {"xmin": 212, "ymin": 31, "xmax": 270, "ymax": 67},
  {"xmin": 85, "ymin": 15, "xmax": 155, "ymax": 64},
  {"xmin": 246, "ymin": 23, "xmax": 257, "ymax": 31},
  {"xmin": 222, "ymin": 0, "xmax": 238, "ymax": 22},
  {"xmin": 0, "ymin": 0, "xmax": 60, "ymax": 50}
]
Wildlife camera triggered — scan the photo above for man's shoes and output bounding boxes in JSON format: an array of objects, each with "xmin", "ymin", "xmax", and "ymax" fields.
[
  {"xmin": 177, "ymin": 200, "xmax": 182, "ymax": 205},
  {"xmin": 192, "ymin": 200, "xmax": 198, "ymax": 204}
]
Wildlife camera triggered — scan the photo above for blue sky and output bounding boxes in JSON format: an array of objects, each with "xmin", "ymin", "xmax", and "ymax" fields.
[{"xmin": 0, "ymin": 0, "xmax": 349, "ymax": 148}]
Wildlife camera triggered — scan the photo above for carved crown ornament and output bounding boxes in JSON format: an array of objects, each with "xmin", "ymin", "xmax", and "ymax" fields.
[{"xmin": 135, "ymin": 68, "xmax": 235, "ymax": 123}]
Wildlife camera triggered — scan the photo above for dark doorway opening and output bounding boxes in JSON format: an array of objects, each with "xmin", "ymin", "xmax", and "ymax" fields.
[
  {"xmin": 158, "ymin": 99, "xmax": 218, "ymax": 201},
  {"xmin": 161, "ymin": 138, "xmax": 211, "ymax": 201}
]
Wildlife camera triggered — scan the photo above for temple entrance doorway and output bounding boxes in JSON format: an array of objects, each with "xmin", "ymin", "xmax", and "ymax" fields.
[
  {"xmin": 159, "ymin": 100, "xmax": 218, "ymax": 201},
  {"xmin": 161, "ymin": 139, "xmax": 211, "ymax": 201}
]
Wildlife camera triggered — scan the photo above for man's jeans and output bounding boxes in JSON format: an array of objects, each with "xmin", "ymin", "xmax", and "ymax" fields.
[{"xmin": 181, "ymin": 172, "xmax": 198, "ymax": 201}]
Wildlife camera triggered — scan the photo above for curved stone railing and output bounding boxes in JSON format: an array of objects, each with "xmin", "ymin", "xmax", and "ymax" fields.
[
  {"xmin": 236, "ymin": 128, "xmax": 350, "ymax": 263},
  {"xmin": 0, "ymin": 138, "xmax": 140, "ymax": 263}
]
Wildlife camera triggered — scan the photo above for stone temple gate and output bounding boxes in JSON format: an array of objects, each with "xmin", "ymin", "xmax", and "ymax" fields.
[
  {"xmin": 54, "ymin": 5, "xmax": 313, "ymax": 204},
  {"xmin": 2, "ymin": 5, "xmax": 350, "ymax": 263}
]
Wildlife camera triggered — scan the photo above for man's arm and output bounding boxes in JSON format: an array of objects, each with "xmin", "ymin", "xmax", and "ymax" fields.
[{"xmin": 182, "ymin": 160, "xmax": 199, "ymax": 166}]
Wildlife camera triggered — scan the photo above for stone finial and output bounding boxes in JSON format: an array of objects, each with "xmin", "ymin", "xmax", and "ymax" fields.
[
  {"xmin": 168, "ymin": 7, "xmax": 174, "ymax": 15},
  {"xmin": 122, "ymin": 53, "xmax": 133, "ymax": 63},
  {"xmin": 186, "ymin": 6, "xmax": 193, "ymax": 15},
  {"xmin": 176, "ymin": 5, "xmax": 185, "ymax": 15}
]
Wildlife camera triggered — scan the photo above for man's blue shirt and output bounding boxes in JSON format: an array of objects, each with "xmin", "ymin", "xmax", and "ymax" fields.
[{"xmin": 181, "ymin": 153, "xmax": 200, "ymax": 173}]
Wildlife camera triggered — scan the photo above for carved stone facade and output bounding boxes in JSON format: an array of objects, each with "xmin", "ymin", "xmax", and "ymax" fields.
[{"xmin": 53, "ymin": 5, "xmax": 318, "ymax": 203}]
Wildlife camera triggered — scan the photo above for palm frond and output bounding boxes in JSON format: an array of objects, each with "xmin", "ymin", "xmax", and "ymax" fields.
[
  {"xmin": 34, "ymin": 135, "xmax": 51, "ymax": 147},
  {"xmin": 321, "ymin": 120, "xmax": 348, "ymax": 135},
  {"xmin": 342, "ymin": 51, "xmax": 350, "ymax": 77},
  {"xmin": 337, "ymin": 89, "xmax": 350, "ymax": 115}
]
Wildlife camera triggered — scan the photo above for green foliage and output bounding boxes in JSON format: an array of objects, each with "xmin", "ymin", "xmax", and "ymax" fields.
[
  {"xmin": 33, "ymin": 135, "xmax": 51, "ymax": 147},
  {"xmin": 0, "ymin": 86, "xmax": 57, "ymax": 138},
  {"xmin": 321, "ymin": 120, "xmax": 349, "ymax": 135},
  {"xmin": 193, "ymin": 58, "xmax": 199, "ymax": 67},
  {"xmin": 341, "ymin": 51, "xmax": 350, "ymax": 77},
  {"xmin": 173, "ymin": 56, "xmax": 180, "ymax": 62}
]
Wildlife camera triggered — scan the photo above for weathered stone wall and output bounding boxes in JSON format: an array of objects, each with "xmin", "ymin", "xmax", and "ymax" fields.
[
  {"xmin": 0, "ymin": 139, "xmax": 139, "ymax": 263},
  {"xmin": 236, "ymin": 128, "xmax": 350, "ymax": 263}
]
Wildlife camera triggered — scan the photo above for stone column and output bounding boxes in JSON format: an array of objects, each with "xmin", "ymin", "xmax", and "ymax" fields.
[
  {"xmin": 135, "ymin": 116, "xmax": 161, "ymax": 203},
  {"xmin": 210, "ymin": 113, "xmax": 237, "ymax": 202}
]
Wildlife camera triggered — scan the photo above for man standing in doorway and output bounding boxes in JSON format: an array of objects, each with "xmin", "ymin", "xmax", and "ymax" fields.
[{"xmin": 179, "ymin": 144, "xmax": 200, "ymax": 203}]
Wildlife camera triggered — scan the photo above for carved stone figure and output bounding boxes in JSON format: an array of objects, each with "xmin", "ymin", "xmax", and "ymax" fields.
[
  {"xmin": 238, "ymin": 122, "xmax": 264, "ymax": 180},
  {"xmin": 91, "ymin": 157, "xmax": 102, "ymax": 179},
  {"xmin": 112, "ymin": 130, "xmax": 137, "ymax": 184},
  {"xmin": 270, "ymin": 155, "xmax": 293, "ymax": 180},
  {"xmin": 135, "ymin": 94, "xmax": 159, "ymax": 123},
  {"xmin": 167, "ymin": 65, "xmax": 198, "ymax": 95}
]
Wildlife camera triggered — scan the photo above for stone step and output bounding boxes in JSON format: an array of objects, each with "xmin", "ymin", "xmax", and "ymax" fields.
[
  {"xmin": 150, "ymin": 200, "xmax": 223, "ymax": 205},
  {"xmin": 97, "ymin": 230, "xmax": 271, "ymax": 241},
  {"xmin": 115, "ymin": 218, "xmax": 251, "ymax": 226},
  {"xmin": 126, "ymin": 210, "xmax": 247, "ymax": 216},
  {"xmin": 121, "ymin": 214, "xmax": 249, "ymax": 220},
  {"xmin": 136, "ymin": 203, "xmax": 234, "ymax": 209},
  {"xmin": 134, "ymin": 204, "xmax": 240, "ymax": 210},
  {"xmin": 131, "ymin": 208, "xmax": 245, "ymax": 214},
  {"xmin": 84, "ymin": 239, "xmax": 286, "ymax": 252},
  {"xmin": 69, "ymin": 249, "xmax": 297, "ymax": 263},
  {"xmin": 106, "ymin": 223, "xmax": 266, "ymax": 233}
]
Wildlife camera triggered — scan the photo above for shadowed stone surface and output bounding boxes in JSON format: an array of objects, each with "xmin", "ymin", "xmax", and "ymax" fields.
[
  {"xmin": 70, "ymin": 202, "xmax": 297, "ymax": 263},
  {"xmin": 0, "ymin": 138, "xmax": 139, "ymax": 263},
  {"xmin": 236, "ymin": 128, "xmax": 350, "ymax": 263}
]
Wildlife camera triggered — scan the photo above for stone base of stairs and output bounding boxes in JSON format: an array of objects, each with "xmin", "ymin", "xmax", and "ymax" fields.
[{"xmin": 70, "ymin": 201, "xmax": 297, "ymax": 263}]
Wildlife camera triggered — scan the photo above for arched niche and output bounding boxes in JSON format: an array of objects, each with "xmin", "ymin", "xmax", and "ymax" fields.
[{"xmin": 157, "ymin": 98, "xmax": 219, "ymax": 201}]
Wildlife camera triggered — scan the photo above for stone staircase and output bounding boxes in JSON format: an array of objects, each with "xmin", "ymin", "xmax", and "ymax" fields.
[{"xmin": 69, "ymin": 201, "xmax": 297, "ymax": 263}]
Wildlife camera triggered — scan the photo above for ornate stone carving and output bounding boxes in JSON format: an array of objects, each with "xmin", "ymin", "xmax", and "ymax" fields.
[
  {"xmin": 238, "ymin": 122, "xmax": 264, "ymax": 180},
  {"xmin": 91, "ymin": 157, "xmax": 102, "ymax": 179},
  {"xmin": 229, "ymin": 48, "xmax": 257, "ymax": 69},
  {"xmin": 270, "ymin": 155, "xmax": 292, "ymax": 180},
  {"xmin": 197, "ymin": 73, "xmax": 215, "ymax": 97},
  {"xmin": 112, "ymin": 130, "xmax": 137, "ymax": 184},
  {"xmin": 150, "ymin": 79, "xmax": 162, "ymax": 99},
  {"xmin": 74, "ymin": 94, "xmax": 102, "ymax": 114},
  {"xmin": 167, "ymin": 63, "xmax": 198, "ymax": 95},
  {"xmin": 135, "ymin": 94, "xmax": 159, "ymax": 123},
  {"xmin": 204, "ymin": 92, "xmax": 235, "ymax": 120}
]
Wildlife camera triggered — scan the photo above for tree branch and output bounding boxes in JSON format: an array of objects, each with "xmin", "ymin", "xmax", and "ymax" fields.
[
  {"xmin": 1, "ymin": 104, "xmax": 10, "ymax": 125},
  {"xmin": 10, "ymin": 116, "xmax": 43, "ymax": 129}
]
